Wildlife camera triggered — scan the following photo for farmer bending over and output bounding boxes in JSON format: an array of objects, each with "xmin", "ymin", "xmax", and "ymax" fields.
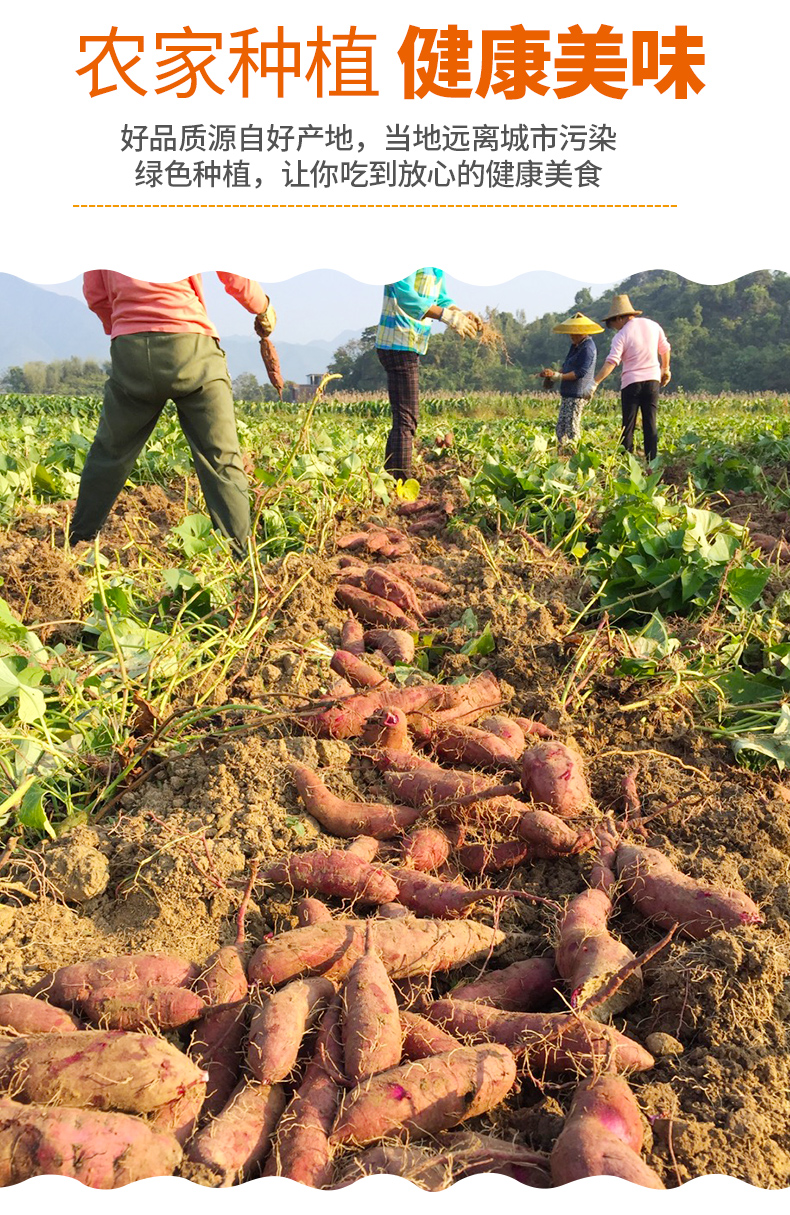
[
  {"xmin": 375, "ymin": 268, "xmax": 481, "ymax": 481},
  {"xmin": 591, "ymin": 293, "xmax": 671, "ymax": 463},
  {"xmin": 70, "ymin": 272, "xmax": 276, "ymax": 557}
]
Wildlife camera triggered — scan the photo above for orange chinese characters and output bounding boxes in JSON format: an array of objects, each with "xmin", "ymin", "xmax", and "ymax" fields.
[
  {"xmin": 155, "ymin": 26, "xmax": 224, "ymax": 97},
  {"xmin": 633, "ymin": 26, "xmax": 705, "ymax": 98},
  {"xmin": 399, "ymin": 26, "xmax": 473, "ymax": 98},
  {"xmin": 476, "ymin": 26, "xmax": 551, "ymax": 99},
  {"xmin": 77, "ymin": 27, "xmax": 146, "ymax": 97},
  {"xmin": 260, "ymin": 26, "xmax": 300, "ymax": 99},
  {"xmin": 307, "ymin": 27, "xmax": 378, "ymax": 97},
  {"xmin": 554, "ymin": 24, "xmax": 628, "ymax": 99}
]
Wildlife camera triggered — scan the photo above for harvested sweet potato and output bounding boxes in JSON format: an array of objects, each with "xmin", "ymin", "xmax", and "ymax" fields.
[
  {"xmin": 521, "ymin": 741, "xmax": 590, "ymax": 817},
  {"xmin": 427, "ymin": 722, "xmax": 520, "ymax": 770},
  {"xmin": 449, "ymin": 956, "xmax": 559, "ymax": 1011},
  {"xmin": 425, "ymin": 1000, "xmax": 654, "ymax": 1078},
  {"xmin": 298, "ymin": 897, "xmax": 334, "ymax": 926},
  {"xmin": 248, "ymin": 918, "xmax": 505, "ymax": 987},
  {"xmin": 345, "ymin": 834, "xmax": 380, "ymax": 862},
  {"xmin": 478, "ymin": 715, "xmax": 527, "ymax": 758},
  {"xmin": 615, "ymin": 843, "xmax": 763, "ymax": 939},
  {"xmin": 457, "ymin": 839, "xmax": 532, "ymax": 874},
  {"xmin": 288, "ymin": 761, "xmax": 421, "ymax": 838},
  {"xmin": 259, "ymin": 336, "xmax": 284, "ymax": 398},
  {"xmin": 401, "ymin": 826, "xmax": 455, "ymax": 872},
  {"xmin": 363, "ymin": 628, "xmax": 415, "ymax": 665},
  {"xmin": 387, "ymin": 866, "xmax": 557, "ymax": 920},
  {"xmin": 31, "ymin": 952, "xmax": 198, "ymax": 1009},
  {"xmin": 331, "ymin": 1043, "xmax": 517, "ymax": 1145},
  {"xmin": 556, "ymin": 889, "xmax": 642, "ymax": 1019},
  {"xmin": 261, "ymin": 848, "xmax": 399, "ymax": 905},
  {"xmin": 551, "ymin": 1074, "xmax": 664, "ymax": 1188},
  {"xmin": 340, "ymin": 615, "xmax": 365, "ymax": 656},
  {"xmin": 330, "ymin": 649, "xmax": 393, "ymax": 691},
  {"xmin": 0, "ymin": 1030, "xmax": 208, "ymax": 1114},
  {"xmin": 190, "ymin": 904, "xmax": 252, "ymax": 1121},
  {"xmin": 515, "ymin": 717, "xmax": 555, "ymax": 740},
  {"xmin": 335, "ymin": 584, "xmax": 417, "ymax": 630},
  {"xmin": 149, "ymin": 1083, "xmax": 207, "ymax": 1146},
  {"xmin": 248, "ymin": 976, "xmax": 335, "ymax": 1084},
  {"xmin": 0, "ymin": 1097, "xmax": 183, "ymax": 1187},
  {"xmin": 264, "ymin": 994, "xmax": 344, "ymax": 1187},
  {"xmin": 187, "ymin": 1080, "xmax": 286, "ymax": 1186},
  {"xmin": 79, "ymin": 982, "xmax": 206, "ymax": 1031},
  {"xmin": 301, "ymin": 682, "xmax": 443, "ymax": 739},
  {"xmin": 400, "ymin": 1009, "xmax": 461, "ymax": 1060},
  {"xmin": 0, "ymin": 993, "xmax": 81, "ymax": 1035},
  {"xmin": 342, "ymin": 923, "xmax": 401, "ymax": 1083}
]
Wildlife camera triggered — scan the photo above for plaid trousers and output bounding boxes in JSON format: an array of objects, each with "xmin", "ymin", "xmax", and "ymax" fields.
[{"xmin": 377, "ymin": 348, "xmax": 420, "ymax": 480}]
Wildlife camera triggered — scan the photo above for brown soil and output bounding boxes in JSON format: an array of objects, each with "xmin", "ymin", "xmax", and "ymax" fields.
[{"xmin": 1, "ymin": 489, "xmax": 789, "ymax": 1188}]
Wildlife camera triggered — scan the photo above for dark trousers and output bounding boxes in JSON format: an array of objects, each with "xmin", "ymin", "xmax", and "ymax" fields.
[
  {"xmin": 70, "ymin": 332, "xmax": 250, "ymax": 553},
  {"xmin": 377, "ymin": 348, "xmax": 420, "ymax": 481},
  {"xmin": 621, "ymin": 380, "xmax": 660, "ymax": 462}
]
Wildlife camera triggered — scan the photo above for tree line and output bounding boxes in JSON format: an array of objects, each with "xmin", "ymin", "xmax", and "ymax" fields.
[{"xmin": 327, "ymin": 269, "xmax": 790, "ymax": 395}]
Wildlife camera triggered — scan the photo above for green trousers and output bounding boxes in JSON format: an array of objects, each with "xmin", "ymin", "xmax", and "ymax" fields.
[{"xmin": 70, "ymin": 332, "xmax": 250, "ymax": 552}]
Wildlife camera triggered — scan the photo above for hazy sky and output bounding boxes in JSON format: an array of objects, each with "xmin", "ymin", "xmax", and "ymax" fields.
[{"xmin": 38, "ymin": 269, "xmax": 615, "ymax": 346}]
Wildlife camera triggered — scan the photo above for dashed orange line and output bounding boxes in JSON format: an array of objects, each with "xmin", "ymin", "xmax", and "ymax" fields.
[{"xmin": 73, "ymin": 202, "xmax": 677, "ymax": 209}]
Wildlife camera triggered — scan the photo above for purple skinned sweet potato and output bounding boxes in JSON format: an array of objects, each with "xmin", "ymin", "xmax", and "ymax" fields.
[
  {"xmin": 186, "ymin": 1080, "xmax": 287, "ymax": 1185},
  {"xmin": 0, "ymin": 993, "xmax": 81, "ymax": 1035},
  {"xmin": 248, "ymin": 976, "xmax": 335, "ymax": 1085},
  {"xmin": 521, "ymin": 741, "xmax": 591, "ymax": 817},
  {"xmin": 30, "ymin": 953, "xmax": 198, "ymax": 1009},
  {"xmin": 551, "ymin": 1074, "xmax": 664, "ymax": 1188},
  {"xmin": 449, "ymin": 956, "xmax": 559, "ymax": 1011},
  {"xmin": 556, "ymin": 889, "xmax": 642, "ymax": 1019}
]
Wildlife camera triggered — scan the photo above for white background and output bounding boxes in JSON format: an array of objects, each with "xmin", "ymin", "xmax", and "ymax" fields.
[{"xmin": 2, "ymin": 2, "xmax": 790, "ymax": 1213}]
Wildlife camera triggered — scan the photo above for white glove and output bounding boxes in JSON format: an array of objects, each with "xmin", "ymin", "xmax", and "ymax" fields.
[
  {"xmin": 254, "ymin": 299, "xmax": 277, "ymax": 338},
  {"xmin": 441, "ymin": 307, "xmax": 478, "ymax": 340}
]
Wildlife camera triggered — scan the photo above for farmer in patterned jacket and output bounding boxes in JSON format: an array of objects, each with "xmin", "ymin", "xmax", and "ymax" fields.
[
  {"xmin": 375, "ymin": 268, "xmax": 481, "ymax": 481},
  {"xmin": 70, "ymin": 271, "xmax": 276, "ymax": 557}
]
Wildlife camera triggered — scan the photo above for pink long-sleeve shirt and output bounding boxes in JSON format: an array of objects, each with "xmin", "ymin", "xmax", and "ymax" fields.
[
  {"xmin": 604, "ymin": 317, "xmax": 671, "ymax": 388},
  {"xmin": 82, "ymin": 271, "xmax": 268, "ymax": 339}
]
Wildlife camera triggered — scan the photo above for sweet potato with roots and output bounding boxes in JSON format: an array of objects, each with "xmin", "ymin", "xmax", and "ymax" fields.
[
  {"xmin": 330, "ymin": 1043, "xmax": 517, "ymax": 1146},
  {"xmin": 439, "ymin": 1132, "xmax": 550, "ymax": 1186},
  {"xmin": 149, "ymin": 1083, "xmax": 208, "ymax": 1146},
  {"xmin": 427, "ymin": 722, "xmax": 521, "ymax": 770},
  {"xmin": 345, "ymin": 835, "xmax": 380, "ymax": 862},
  {"xmin": 261, "ymin": 848, "xmax": 399, "ymax": 906},
  {"xmin": 264, "ymin": 994, "xmax": 344, "ymax": 1187},
  {"xmin": 365, "ymin": 568, "xmax": 426, "ymax": 621},
  {"xmin": 248, "ymin": 976, "xmax": 335, "ymax": 1084},
  {"xmin": 187, "ymin": 1081, "xmax": 287, "ymax": 1186},
  {"xmin": 0, "ymin": 1097, "xmax": 183, "ymax": 1187},
  {"xmin": 340, "ymin": 616, "xmax": 365, "ymax": 656},
  {"xmin": 330, "ymin": 649, "xmax": 393, "ymax": 691},
  {"xmin": 400, "ymin": 1010, "xmax": 461, "ymax": 1060},
  {"xmin": 0, "ymin": 993, "xmax": 81, "ymax": 1034},
  {"xmin": 335, "ymin": 584, "xmax": 417, "ymax": 630},
  {"xmin": 298, "ymin": 897, "xmax": 334, "ymax": 926},
  {"xmin": 408, "ymin": 672, "xmax": 502, "ymax": 737},
  {"xmin": 425, "ymin": 1000, "xmax": 654, "ymax": 1078},
  {"xmin": 478, "ymin": 716, "xmax": 527, "ymax": 758},
  {"xmin": 363, "ymin": 628, "xmax": 416, "ymax": 665},
  {"xmin": 457, "ymin": 839, "xmax": 532, "ymax": 874},
  {"xmin": 248, "ymin": 918, "xmax": 505, "ymax": 987},
  {"xmin": 516, "ymin": 717, "xmax": 555, "ymax": 741},
  {"xmin": 387, "ymin": 866, "xmax": 560, "ymax": 920},
  {"xmin": 521, "ymin": 741, "xmax": 591, "ymax": 817},
  {"xmin": 342, "ymin": 923, "xmax": 401, "ymax": 1083},
  {"xmin": 79, "ymin": 982, "xmax": 206, "ymax": 1032},
  {"xmin": 287, "ymin": 761, "xmax": 422, "ymax": 839},
  {"xmin": 556, "ymin": 889, "xmax": 642, "ymax": 1019},
  {"xmin": 449, "ymin": 956, "xmax": 559, "ymax": 1011},
  {"xmin": 300, "ymin": 683, "xmax": 443, "ymax": 739},
  {"xmin": 336, "ymin": 1142, "xmax": 451, "ymax": 1190},
  {"xmin": 615, "ymin": 843, "xmax": 763, "ymax": 939},
  {"xmin": 401, "ymin": 826, "xmax": 455, "ymax": 872},
  {"xmin": 30, "ymin": 952, "xmax": 198, "ymax": 1009},
  {"xmin": 551, "ymin": 1074, "xmax": 664, "ymax": 1188},
  {"xmin": 0, "ymin": 1030, "xmax": 208, "ymax": 1114}
]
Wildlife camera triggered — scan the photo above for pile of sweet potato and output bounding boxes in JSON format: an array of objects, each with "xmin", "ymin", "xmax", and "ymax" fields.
[{"xmin": 0, "ymin": 528, "xmax": 766, "ymax": 1191}]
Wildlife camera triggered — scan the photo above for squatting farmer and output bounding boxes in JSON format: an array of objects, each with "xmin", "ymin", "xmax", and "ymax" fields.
[
  {"xmin": 375, "ymin": 268, "xmax": 481, "ymax": 481},
  {"xmin": 591, "ymin": 293, "xmax": 672, "ymax": 463},
  {"xmin": 69, "ymin": 272, "xmax": 277, "ymax": 557},
  {"xmin": 539, "ymin": 312, "xmax": 603, "ymax": 450}
]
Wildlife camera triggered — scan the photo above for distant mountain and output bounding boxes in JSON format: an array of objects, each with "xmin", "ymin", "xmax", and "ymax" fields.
[
  {"xmin": 0, "ymin": 275, "xmax": 359, "ymax": 385},
  {"xmin": 0, "ymin": 274, "xmax": 108, "ymax": 365}
]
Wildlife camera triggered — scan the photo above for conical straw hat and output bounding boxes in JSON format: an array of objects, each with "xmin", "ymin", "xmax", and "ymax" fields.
[
  {"xmin": 601, "ymin": 293, "xmax": 642, "ymax": 322},
  {"xmin": 552, "ymin": 311, "xmax": 604, "ymax": 335}
]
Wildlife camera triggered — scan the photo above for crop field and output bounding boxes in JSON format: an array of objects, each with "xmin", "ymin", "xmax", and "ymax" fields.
[{"xmin": 0, "ymin": 387, "xmax": 788, "ymax": 1189}]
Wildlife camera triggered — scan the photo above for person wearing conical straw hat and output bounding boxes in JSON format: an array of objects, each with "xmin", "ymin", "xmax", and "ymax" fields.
[
  {"xmin": 591, "ymin": 293, "xmax": 671, "ymax": 463},
  {"xmin": 539, "ymin": 312, "xmax": 603, "ymax": 449}
]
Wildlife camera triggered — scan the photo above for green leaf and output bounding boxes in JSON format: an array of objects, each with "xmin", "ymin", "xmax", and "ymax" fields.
[
  {"xmin": 17, "ymin": 684, "xmax": 46, "ymax": 724},
  {"xmin": 726, "ymin": 565, "xmax": 771, "ymax": 611},
  {"xmin": 17, "ymin": 783, "xmax": 56, "ymax": 838},
  {"xmin": 461, "ymin": 624, "xmax": 495, "ymax": 657},
  {"xmin": 172, "ymin": 514, "xmax": 215, "ymax": 557}
]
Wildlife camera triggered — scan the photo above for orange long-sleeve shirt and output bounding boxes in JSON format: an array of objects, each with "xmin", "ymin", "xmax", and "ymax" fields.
[{"xmin": 82, "ymin": 271, "xmax": 268, "ymax": 339}]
